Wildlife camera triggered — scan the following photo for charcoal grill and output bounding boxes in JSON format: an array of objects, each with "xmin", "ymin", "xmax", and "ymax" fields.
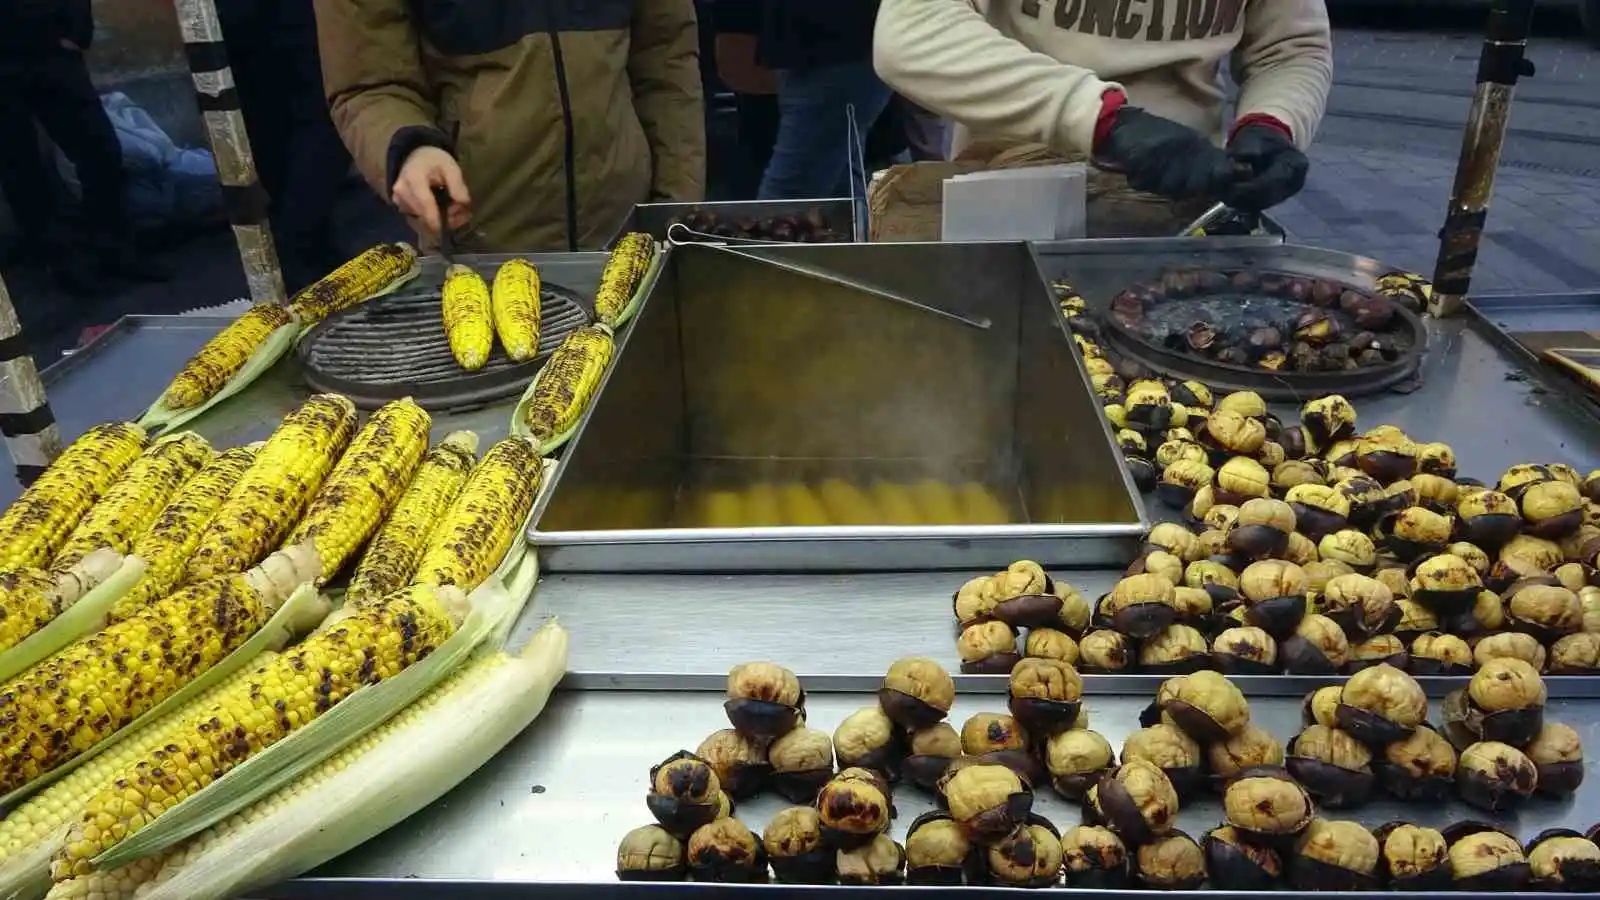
[{"xmin": 298, "ymin": 256, "xmax": 592, "ymax": 412}]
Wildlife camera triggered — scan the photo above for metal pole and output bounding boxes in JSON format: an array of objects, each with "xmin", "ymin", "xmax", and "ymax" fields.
[
  {"xmin": 0, "ymin": 273, "xmax": 63, "ymax": 484},
  {"xmin": 172, "ymin": 0, "xmax": 286, "ymax": 304},
  {"xmin": 1428, "ymin": 0, "xmax": 1537, "ymax": 317}
]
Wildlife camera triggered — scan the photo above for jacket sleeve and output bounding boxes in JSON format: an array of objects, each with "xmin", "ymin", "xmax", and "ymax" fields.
[
  {"xmin": 873, "ymin": 0, "xmax": 1117, "ymax": 157},
  {"xmin": 1230, "ymin": 0, "xmax": 1333, "ymax": 150},
  {"xmin": 629, "ymin": 0, "xmax": 707, "ymax": 202},
  {"xmin": 314, "ymin": 0, "xmax": 446, "ymax": 197}
]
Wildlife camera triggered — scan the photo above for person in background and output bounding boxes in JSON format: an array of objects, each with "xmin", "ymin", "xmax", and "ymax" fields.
[
  {"xmin": 873, "ymin": 0, "xmax": 1332, "ymax": 236},
  {"xmin": 756, "ymin": 0, "xmax": 891, "ymax": 201},
  {"xmin": 0, "ymin": 0, "xmax": 167, "ymax": 294},
  {"xmin": 218, "ymin": 0, "xmax": 352, "ymax": 295},
  {"xmin": 709, "ymin": 1, "xmax": 780, "ymax": 200},
  {"xmin": 314, "ymin": 0, "xmax": 705, "ymax": 251}
]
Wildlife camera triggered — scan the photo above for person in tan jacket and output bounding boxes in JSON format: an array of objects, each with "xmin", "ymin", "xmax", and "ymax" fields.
[
  {"xmin": 315, "ymin": 0, "xmax": 706, "ymax": 252},
  {"xmin": 874, "ymin": 0, "xmax": 1333, "ymax": 235}
]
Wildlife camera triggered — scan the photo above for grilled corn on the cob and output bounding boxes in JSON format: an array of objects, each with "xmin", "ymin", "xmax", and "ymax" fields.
[
  {"xmin": 413, "ymin": 437, "xmax": 541, "ymax": 591},
  {"xmin": 345, "ymin": 431, "xmax": 478, "ymax": 606},
  {"xmin": 51, "ymin": 433, "xmax": 212, "ymax": 573},
  {"xmin": 521, "ymin": 324, "xmax": 613, "ymax": 443},
  {"xmin": 0, "ymin": 423, "xmax": 147, "ymax": 570},
  {"xmin": 157, "ymin": 306, "xmax": 294, "ymax": 411},
  {"xmin": 594, "ymin": 232, "xmax": 654, "ymax": 327},
  {"xmin": 184, "ymin": 395, "xmax": 355, "ymax": 582},
  {"xmin": 442, "ymin": 263, "xmax": 493, "ymax": 370},
  {"xmin": 284, "ymin": 399, "xmax": 431, "ymax": 580},
  {"xmin": 0, "ymin": 549, "xmax": 123, "ymax": 656},
  {"xmin": 0, "ymin": 544, "xmax": 318, "ymax": 796},
  {"xmin": 51, "ymin": 583, "xmax": 466, "ymax": 881},
  {"xmin": 491, "ymin": 258, "xmax": 541, "ymax": 362},
  {"xmin": 110, "ymin": 444, "xmax": 260, "ymax": 621},
  {"xmin": 286, "ymin": 243, "xmax": 418, "ymax": 326}
]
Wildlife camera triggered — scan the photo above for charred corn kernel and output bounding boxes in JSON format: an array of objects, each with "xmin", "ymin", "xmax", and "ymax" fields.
[
  {"xmin": 158, "ymin": 305, "xmax": 294, "ymax": 410},
  {"xmin": 522, "ymin": 324, "xmax": 613, "ymax": 443},
  {"xmin": 594, "ymin": 233, "xmax": 654, "ymax": 326},
  {"xmin": 0, "ymin": 545, "xmax": 317, "ymax": 796},
  {"xmin": 442, "ymin": 263, "xmax": 493, "ymax": 370},
  {"xmin": 491, "ymin": 259, "xmax": 542, "ymax": 362},
  {"xmin": 413, "ymin": 437, "xmax": 541, "ymax": 591},
  {"xmin": 0, "ymin": 423, "xmax": 147, "ymax": 570},
  {"xmin": 51, "ymin": 584, "xmax": 461, "ymax": 880},
  {"xmin": 51, "ymin": 433, "xmax": 212, "ymax": 572},
  {"xmin": 184, "ymin": 395, "xmax": 356, "ymax": 582},
  {"xmin": 285, "ymin": 399, "xmax": 431, "ymax": 580},
  {"xmin": 286, "ymin": 243, "xmax": 418, "ymax": 326},
  {"xmin": 111, "ymin": 445, "xmax": 259, "ymax": 621},
  {"xmin": 346, "ymin": 431, "xmax": 478, "ymax": 606},
  {"xmin": 0, "ymin": 652, "xmax": 275, "ymax": 857},
  {"xmin": 0, "ymin": 550, "xmax": 124, "ymax": 655}
]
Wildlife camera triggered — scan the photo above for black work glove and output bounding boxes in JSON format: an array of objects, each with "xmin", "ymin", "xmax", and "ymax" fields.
[
  {"xmin": 1095, "ymin": 106, "xmax": 1236, "ymax": 201},
  {"xmin": 1223, "ymin": 124, "xmax": 1309, "ymax": 211}
]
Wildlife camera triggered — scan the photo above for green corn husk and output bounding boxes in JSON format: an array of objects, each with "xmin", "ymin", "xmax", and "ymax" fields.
[
  {"xmin": 0, "ymin": 552, "xmax": 146, "ymax": 684},
  {"xmin": 137, "ymin": 320, "xmax": 300, "ymax": 434}
]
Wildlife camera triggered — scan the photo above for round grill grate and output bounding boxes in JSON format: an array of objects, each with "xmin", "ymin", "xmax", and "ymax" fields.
[{"xmin": 298, "ymin": 267, "xmax": 592, "ymax": 412}]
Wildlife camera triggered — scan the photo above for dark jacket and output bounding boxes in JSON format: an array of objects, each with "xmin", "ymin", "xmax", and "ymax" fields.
[
  {"xmin": 0, "ymin": 0, "xmax": 94, "ymax": 55},
  {"xmin": 316, "ymin": 0, "xmax": 706, "ymax": 252},
  {"xmin": 711, "ymin": 0, "xmax": 878, "ymax": 70}
]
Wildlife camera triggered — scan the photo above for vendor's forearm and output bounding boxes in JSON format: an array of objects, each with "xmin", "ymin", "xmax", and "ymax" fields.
[
  {"xmin": 1232, "ymin": 2, "xmax": 1333, "ymax": 149},
  {"xmin": 872, "ymin": 0, "xmax": 1117, "ymax": 157}
]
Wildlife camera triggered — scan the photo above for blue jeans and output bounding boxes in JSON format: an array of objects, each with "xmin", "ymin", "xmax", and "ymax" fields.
[{"xmin": 757, "ymin": 61, "xmax": 893, "ymax": 201}]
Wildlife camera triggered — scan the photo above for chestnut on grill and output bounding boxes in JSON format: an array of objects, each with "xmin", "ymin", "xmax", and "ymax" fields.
[
  {"xmin": 1320, "ymin": 572, "xmax": 1396, "ymax": 638},
  {"xmin": 1212, "ymin": 626, "xmax": 1278, "ymax": 674},
  {"xmin": 1442, "ymin": 589, "xmax": 1506, "ymax": 638},
  {"xmin": 687, "ymin": 818, "xmax": 768, "ymax": 883},
  {"xmin": 1281, "ymin": 614, "xmax": 1350, "ymax": 675},
  {"xmin": 1410, "ymin": 553, "xmax": 1482, "ymax": 615},
  {"xmin": 1491, "ymin": 534, "xmax": 1566, "ymax": 592},
  {"xmin": 878, "ymin": 656, "xmax": 955, "ymax": 729},
  {"xmin": 1158, "ymin": 459, "xmax": 1215, "ymax": 509},
  {"xmin": 903, "ymin": 723, "xmax": 960, "ymax": 791},
  {"xmin": 1061, "ymin": 824, "xmax": 1131, "ymax": 888},
  {"xmin": 763, "ymin": 806, "xmax": 834, "ymax": 884},
  {"xmin": 1086, "ymin": 759, "xmax": 1180, "ymax": 845},
  {"xmin": 1204, "ymin": 825, "xmax": 1284, "ymax": 890},
  {"xmin": 1454, "ymin": 657, "xmax": 1547, "ymax": 746},
  {"xmin": 647, "ymin": 751, "xmax": 723, "ymax": 835},
  {"xmin": 1524, "ymin": 721, "xmax": 1585, "ymax": 796},
  {"xmin": 1447, "ymin": 823, "xmax": 1531, "ymax": 891},
  {"xmin": 903, "ymin": 811, "xmax": 975, "ymax": 886},
  {"xmin": 1287, "ymin": 726, "xmax": 1375, "ymax": 808},
  {"xmin": 724, "ymin": 662, "xmax": 805, "ymax": 738},
  {"xmin": 1302, "ymin": 395, "xmax": 1358, "ymax": 446},
  {"xmin": 1123, "ymin": 724, "xmax": 1205, "ymax": 799},
  {"xmin": 1216, "ymin": 456, "xmax": 1272, "ymax": 505},
  {"xmin": 836, "ymin": 833, "xmax": 906, "ymax": 886},
  {"xmin": 1392, "ymin": 597, "xmax": 1440, "ymax": 643},
  {"xmin": 1378, "ymin": 506, "xmax": 1452, "ymax": 562},
  {"xmin": 816, "ymin": 767, "xmax": 892, "ymax": 849},
  {"xmin": 1373, "ymin": 821, "xmax": 1450, "ymax": 891},
  {"xmin": 1290, "ymin": 818, "xmax": 1382, "ymax": 891},
  {"xmin": 1228, "ymin": 497, "xmax": 1297, "ymax": 558},
  {"xmin": 1522, "ymin": 479, "xmax": 1585, "ymax": 539},
  {"xmin": 1134, "ymin": 831, "xmax": 1207, "ymax": 890},
  {"xmin": 1126, "ymin": 379, "xmax": 1175, "ymax": 431},
  {"xmin": 696, "ymin": 729, "xmax": 772, "ymax": 800},
  {"xmin": 1456, "ymin": 741, "xmax": 1539, "ymax": 812},
  {"xmin": 1286, "ymin": 484, "xmax": 1352, "ymax": 540},
  {"xmin": 1157, "ymin": 669, "xmax": 1251, "ymax": 743},
  {"xmin": 940, "ymin": 760, "xmax": 1031, "ymax": 842},
  {"xmin": 1202, "ymin": 409, "xmax": 1267, "ymax": 462},
  {"xmin": 1356, "ymin": 426, "xmax": 1418, "ymax": 483},
  {"xmin": 616, "ymin": 824, "xmax": 687, "ymax": 881},
  {"xmin": 1007, "ymin": 657, "xmax": 1084, "ymax": 734},
  {"xmin": 1128, "ymin": 549, "xmax": 1184, "ymax": 583},
  {"xmin": 956, "ymin": 620, "xmax": 1021, "ymax": 674},
  {"xmin": 769, "ymin": 727, "xmax": 835, "ymax": 803},
  {"xmin": 954, "ymin": 575, "xmax": 999, "ymax": 627},
  {"xmin": 960, "ymin": 712, "xmax": 1039, "ymax": 785},
  {"xmin": 1526, "ymin": 829, "xmax": 1600, "ymax": 892},
  {"xmin": 985, "ymin": 818, "xmax": 1062, "ymax": 887},
  {"xmin": 1240, "ymin": 559, "xmax": 1309, "ymax": 639},
  {"xmin": 1046, "ymin": 728, "xmax": 1115, "ymax": 801},
  {"xmin": 1375, "ymin": 724, "xmax": 1457, "ymax": 802},
  {"xmin": 1458, "ymin": 489, "xmax": 1523, "ymax": 549},
  {"xmin": 1101, "ymin": 573, "xmax": 1182, "ymax": 639},
  {"xmin": 1318, "ymin": 529, "xmax": 1377, "ymax": 572},
  {"xmin": 1222, "ymin": 766, "xmax": 1313, "ymax": 844},
  {"xmin": 1336, "ymin": 663, "xmax": 1427, "ymax": 745},
  {"xmin": 834, "ymin": 706, "xmax": 904, "ymax": 779}
]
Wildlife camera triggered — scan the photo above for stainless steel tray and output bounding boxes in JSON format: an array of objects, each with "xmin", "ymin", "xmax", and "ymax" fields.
[
  {"xmin": 528, "ymin": 241, "xmax": 1148, "ymax": 573},
  {"xmin": 298, "ymin": 670, "xmax": 1600, "ymax": 898},
  {"xmin": 608, "ymin": 198, "xmax": 860, "ymax": 246}
]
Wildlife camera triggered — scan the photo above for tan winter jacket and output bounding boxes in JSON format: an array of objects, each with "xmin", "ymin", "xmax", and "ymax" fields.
[
  {"xmin": 316, "ymin": 0, "xmax": 706, "ymax": 252},
  {"xmin": 874, "ymin": 0, "xmax": 1333, "ymax": 158}
]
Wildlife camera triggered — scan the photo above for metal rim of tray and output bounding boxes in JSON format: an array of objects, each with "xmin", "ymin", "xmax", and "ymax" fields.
[
  {"xmin": 297, "ymin": 280, "xmax": 592, "ymax": 412},
  {"xmin": 1101, "ymin": 273, "xmax": 1428, "ymax": 402}
]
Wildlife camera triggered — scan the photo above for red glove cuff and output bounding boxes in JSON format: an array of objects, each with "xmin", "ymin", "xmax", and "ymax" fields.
[
  {"xmin": 1229, "ymin": 114, "xmax": 1293, "ymax": 145},
  {"xmin": 1092, "ymin": 89, "xmax": 1127, "ymax": 154}
]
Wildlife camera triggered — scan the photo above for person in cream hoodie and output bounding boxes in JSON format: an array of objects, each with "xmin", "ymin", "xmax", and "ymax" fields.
[{"xmin": 874, "ymin": 0, "xmax": 1333, "ymax": 235}]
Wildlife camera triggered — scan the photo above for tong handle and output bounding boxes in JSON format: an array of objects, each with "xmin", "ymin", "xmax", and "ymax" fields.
[{"xmin": 432, "ymin": 185, "xmax": 456, "ymax": 257}]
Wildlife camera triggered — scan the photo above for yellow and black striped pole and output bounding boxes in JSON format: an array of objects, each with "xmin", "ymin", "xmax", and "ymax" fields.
[
  {"xmin": 173, "ymin": 0, "xmax": 286, "ymax": 304},
  {"xmin": 0, "ymin": 273, "xmax": 62, "ymax": 484}
]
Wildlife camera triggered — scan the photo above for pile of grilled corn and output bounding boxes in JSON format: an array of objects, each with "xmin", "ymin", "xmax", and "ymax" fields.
[{"xmin": 0, "ymin": 392, "xmax": 554, "ymax": 894}]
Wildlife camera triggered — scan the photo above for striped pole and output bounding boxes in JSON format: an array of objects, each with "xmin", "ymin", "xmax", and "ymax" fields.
[
  {"xmin": 172, "ymin": 0, "xmax": 286, "ymax": 304},
  {"xmin": 0, "ymin": 272, "xmax": 63, "ymax": 483}
]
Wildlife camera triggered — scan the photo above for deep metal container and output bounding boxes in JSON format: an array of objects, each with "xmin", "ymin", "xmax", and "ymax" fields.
[{"xmin": 528, "ymin": 240, "xmax": 1148, "ymax": 572}]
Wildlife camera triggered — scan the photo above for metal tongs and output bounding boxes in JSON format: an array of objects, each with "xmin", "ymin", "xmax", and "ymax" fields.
[
  {"xmin": 433, "ymin": 185, "xmax": 458, "ymax": 262},
  {"xmin": 665, "ymin": 222, "xmax": 991, "ymax": 331},
  {"xmin": 1178, "ymin": 202, "xmax": 1268, "ymax": 238}
]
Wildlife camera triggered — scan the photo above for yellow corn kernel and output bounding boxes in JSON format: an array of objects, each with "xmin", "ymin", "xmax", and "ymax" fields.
[
  {"xmin": 413, "ymin": 437, "xmax": 541, "ymax": 591},
  {"xmin": 0, "ymin": 550, "xmax": 124, "ymax": 655},
  {"xmin": 158, "ymin": 305, "xmax": 294, "ymax": 410},
  {"xmin": 346, "ymin": 430, "xmax": 478, "ymax": 606},
  {"xmin": 51, "ymin": 432, "xmax": 212, "ymax": 572},
  {"xmin": 491, "ymin": 258, "xmax": 542, "ymax": 362},
  {"xmin": 594, "ymin": 232, "xmax": 654, "ymax": 327},
  {"xmin": 0, "ymin": 423, "xmax": 147, "ymax": 570},
  {"xmin": 442, "ymin": 263, "xmax": 493, "ymax": 370},
  {"xmin": 286, "ymin": 243, "xmax": 418, "ymax": 326},
  {"xmin": 184, "ymin": 395, "xmax": 355, "ymax": 582},
  {"xmin": 521, "ymin": 324, "xmax": 612, "ymax": 443}
]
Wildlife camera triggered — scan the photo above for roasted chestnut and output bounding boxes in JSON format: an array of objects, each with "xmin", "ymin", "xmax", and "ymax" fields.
[
  {"xmin": 1549, "ymin": 631, "xmax": 1600, "ymax": 674},
  {"xmin": 879, "ymin": 656, "xmax": 955, "ymax": 729},
  {"xmin": 1046, "ymin": 728, "xmax": 1115, "ymax": 801},
  {"xmin": 1209, "ymin": 725, "xmax": 1286, "ymax": 784},
  {"xmin": 1456, "ymin": 741, "xmax": 1538, "ymax": 811},
  {"xmin": 696, "ymin": 729, "xmax": 772, "ymax": 800},
  {"xmin": 725, "ymin": 662, "xmax": 805, "ymax": 737},
  {"xmin": 1212, "ymin": 626, "xmax": 1278, "ymax": 674},
  {"xmin": 1061, "ymin": 824, "xmax": 1131, "ymax": 888},
  {"xmin": 1203, "ymin": 409, "xmax": 1268, "ymax": 460},
  {"xmin": 1303, "ymin": 685, "xmax": 1342, "ymax": 729},
  {"xmin": 1228, "ymin": 497, "xmax": 1296, "ymax": 558},
  {"xmin": 1302, "ymin": 396, "xmax": 1359, "ymax": 447},
  {"xmin": 904, "ymin": 811, "xmax": 974, "ymax": 886},
  {"xmin": 1320, "ymin": 573, "xmax": 1396, "ymax": 638},
  {"xmin": 1240, "ymin": 559, "xmax": 1309, "ymax": 638},
  {"xmin": 647, "ymin": 751, "xmax": 723, "ymax": 835},
  {"xmin": 1287, "ymin": 484, "xmax": 1352, "ymax": 540},
  {"xmin": 1303, "ymin": 559, "xmax": 1355, "ymax": 598},
  {"xmin": 1463, "ymin": 657, "xmax": 1547, "ymax": 745},
  {"xmin": 1348, "ymin": 634, "xmax": 1408, "ymax": 672},
  {"xmin": 940, "ymin": 760, "xmax": 1031, "ymax": 842},
  {"xmin": 687, "ymin": 817, "xmax": 768, "ymax": 883},
  {"xmin": 1122, "ymin": 724, "xmax": 1205, "ymax": 798},
  {"xmin": 1126, "ymin": 379, "xmax": 1175, "ymax": 431},
  {"xmin": 1507, "ymin": 584, "xmax": 1583, "ymax": 642},
  {"xmin": 1079, "ymin": 629, "xmax": 1133, "ymax": 673},
  {"xmin": 1222, "ymin": 766, "xmax": 1313, "ymax": 844},
  {"xmin": 986, "ymin": 820, "xmax": 1062, "ymax": 887},
  {"xmin": 1204, "ymin": 825, "xmax": 1283, "ymax": 890},
  {"xmin": 769, "ymin": 727, "xmax": 835, "ymax": 803},
  {"xmin": 1458, "ymin": 489, "xmax": 1523, "ymax": 549},
  {"xmin": 1375, "ymin": 724, "xmax": 1457, "ymax": 802},
  {"xmin": 617, "ymin": 824, "xmax": 687, "ymax": 881},
  {"xmin": 1274, "ymin": 458, "xmax": 1330, "ymax": 495},
  {"xmin": 1217, "ymin": 456, "xmax": 1272, "ymax": 505},
  {"xmin": 1444, "ymin": 589, "xmax": 1507, "ymax": 638},
  {"xmin": 1157, "ymin": 669, "xmax": 1251, "ymax": 743},
  {"xmin": 1410, "ymin": 631, "xmax": 1473, "ymax": 676},
  {"xmin": 1087, "ymin": 759, "xmax": 1180, "ymax": 845},
  {"xmin": 1526, "ymin": 829, "xmax": 1600, "ymax": 892},
  {"xmin": 1318, "ymin": 529, "xmax": 1377, "ymax": 573},
  {"xmin": 903, "ymin": 723, "xmax": 960, "ymax": 791},
  {"xmin": 989, "ymin": 563, "xmax": 1065, "ymax": 629},
  {"xmin": 956, "ymin": 620, "xmax": 1021, "ymax": 674},
  {"xmin": 763, "ymin": 806, "xmax": 834, "ymax": 884},
  {"xmin": 1379, "ymin": 507, "xmax": 1452, "ymax": 561},
  {"xmin": 1128, "ymin": 549, "xmax": 1185, "ymax": 583},
  {"xmin": 1159, "ymin": 459, "xmax": 1215, "ymax": 509},
  {"xmin": 1408, "ymin": 553, "xmax": 1482, "ymax": 616},
  {"xmin": 1287, "ymin": 726, "xmax": 1375, "ymax": 808},
  {"xmin": 1525, "ymin": 721, "xmax": 1585, "ymax": 796},
  {"xmin": 1522, "ymin": 479, "xmax": 1585, "ymax": 539},
  {"xmin": 836, "ymin": 833, "xmax": 905, "ymax": 886},
  {"xmin": 1281, "ymin": 614, "xmax": 1350, "ymax": 675},
  {"xmin": 1102, "ymin": 573, "xmax": 1182, "ymax": 639},
  {"xmin": 1138, "ymin": 623, "xmax": 1210, "ymax": 673},
  {"xmin": 1133, "ymin": 831, "xmax": 1206, "ymax": 890},
  {"xmin": 1290, "ymin": 818, "xmax": 1381, "ymax": 891},
  {"xmin": 1336, "ymin": 663, "xmax": 1426, "ymax": 745},
  {"xmin": 1355, "ymin": 426, "xmax": 1418, "ymax": 483},
  {"xmin": 1023, "ymin": 627, "xmax": 1080, "ymax": 664},
  {"xmin": 834, "ymin": 706, "xmax": 903, "ymax": 778},
  {"xmin": 816, "ymin": 768, "xmax": 892, "ymax": 849},
  {"xmin": 1473, "ymin": 630, "xmax": 1548, "ymax": 672},
  {"xmin": 954, "ymin": 575, "xmax": 999, "ymax": 627},
  {"xmin": 1186, "ymin": 559, "xmax": 1242, "ymax": 606},
  {"xmin": 1282, "ymin": 531, "xmax": 1319, "ymax": 567},
  {"xmin": 1373, "ymin": 821, "xmax": 1450, "ymax": 890},
  {"xmin": 1448, "ymin": 824, "xmax": 1531, "ymax": 890},
  {"xmin": 1054, "ymin": 582, "xmax": 1093, "ymax": 635},
  {"xmin": 1491, "ymin": 533, "xmax": 1566, "ymax": 591},
  {"xmin": 960, "ymin": 711, "xmax": 1033, "ymax": 779},
  {"xmin": 1007, "ymin": 657, "xmax": 1083, "ymax": 733}
]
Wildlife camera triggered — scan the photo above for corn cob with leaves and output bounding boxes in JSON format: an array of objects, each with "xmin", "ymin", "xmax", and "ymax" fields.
[
  {"xmin": 50, "ymin": 583, "xmax": 467, "ymax": 882},
  {"xmin": 442, "ymin": 263, "xmax": 493, "ymax": 370},
  {"xmin": 491, "ymin": 258, "xmax": 542, "ymax": 362},
  {"xmin": 345, "ymin": 430, "xmax": 478, "ymax": 606},
  {"xmin": 0, "ymin": 549, "xmax": 124, "ymax": 656},
  {"xmin": 413, "ymin": 437, "xmax": 541, "ymax": 592},
  {"xmin": 157, "ymin": 306, "xmax": 295, "ymax": 411},
  {"xmin": 521, "ymin": 324, "xmax": 613, "ymax": 444},
  {"xmin": 184, "ymin": 395, "xmax": 356, "ymax": 582},
  {"xmin": 109, "ymin": 444, "xmax": 260, "ymax": 621},
  {"xmin": 50, "ymin": 432, "xmax": 212, "ymax": 573},
  {"xmin": 595, "ymin": 232, "xmax": 655, "ymax": 327},
  {"xmin": 0, "ymin": 544, "xmax": 319, "ymax": 796},
  {"xmin": 284, "ymin": 398, "xmax": 431, "ymax": 581},
  {"xmin": 59, "ymin": 622, "xmax": 569, "ymax": 900},
  {"xmin": 0, "ymin": 423, "xmax": 147, "ymax": 570},
  {"xmin": 286, "ymin": 243, "xmax": 418, "ymax": 327}
]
